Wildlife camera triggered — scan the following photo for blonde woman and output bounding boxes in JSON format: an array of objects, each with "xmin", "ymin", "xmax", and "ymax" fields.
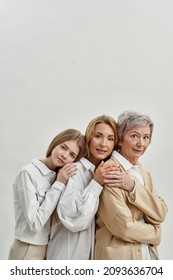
[{"xmin": 47, "ymin": 115, "xmax": 134, "ymax": 260}]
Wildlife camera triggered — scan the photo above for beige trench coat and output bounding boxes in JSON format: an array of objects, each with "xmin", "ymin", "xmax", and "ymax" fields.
[{"xmin": 94, "ymin": 156, "xmax": 168, "ymax": 260}]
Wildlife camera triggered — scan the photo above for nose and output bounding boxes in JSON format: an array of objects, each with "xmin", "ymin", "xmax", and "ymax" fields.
[
  {"xmin": 100, "ymin": 138, "xmax": 107, "ymax": 146},
  {"xmin": 62, "ymin": 151, "xmax": 68, "ymax": 159},
  {"xmin": 137, "ymin": 137, "xmax": 143, "ymax": 146}
]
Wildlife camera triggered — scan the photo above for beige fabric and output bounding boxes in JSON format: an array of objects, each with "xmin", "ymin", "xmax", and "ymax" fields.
[
  {"xmin": 8, "ymin": 239, "xmax": 47, "ymax": 260},
  {"xmin": 94, "ymin": 156, "xmax": 168, "ymax": 260}
]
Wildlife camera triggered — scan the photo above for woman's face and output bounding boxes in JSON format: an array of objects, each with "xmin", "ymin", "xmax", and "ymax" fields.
[
  {"xmin": 51, "ymin": 140, "xmax": 79, "ymax": 168},
  {"xmin": 119, "ymin": 125, "xmax": 151, "ymax": 165},
  {"xmin": 88, "ymin": 123, "xmax": 115, "ymax": 166}
]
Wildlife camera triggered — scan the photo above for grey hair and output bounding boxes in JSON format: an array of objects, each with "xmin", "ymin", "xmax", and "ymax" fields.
[{"xmin": 117, "ymin": 110, "xmax": 154, "ymax": 142}]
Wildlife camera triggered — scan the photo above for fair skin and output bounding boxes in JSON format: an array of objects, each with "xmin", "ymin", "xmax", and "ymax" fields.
[
  {"xmin": 44, "ymin": 124, "xmax": 141, "ymax": 191},
  {"xmin": 107, "ymin": 125, "xmax": 151, "ymax": 192},
  {"xmin": 85, "ymin": 123, "xmax": 135, "ymax": 192},
  {"xmin": 86, "ymin": 123, "xmax": 119, "ymax": 186},
  {"xmin": 88, "ymin": 123, "xmax": 115, "ymax": 167},
  {"xmin": 119, "ymin": 125, "xmax": 151, "ymax": 165},
  {"xmin": 42, "ymin": 140, "xmax": 79, "ymax": 184}
]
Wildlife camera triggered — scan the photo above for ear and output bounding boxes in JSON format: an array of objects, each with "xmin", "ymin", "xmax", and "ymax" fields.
[{"xmin": 118, "ymin": 140, "xmax": 122, "ymax": 146}]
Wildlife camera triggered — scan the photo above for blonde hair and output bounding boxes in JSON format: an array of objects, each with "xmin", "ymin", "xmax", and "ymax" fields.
[
  {"xmin": 46, "ymin": 129, "xmax": 88, "ymax": 161},
  {"xmin": 85, "ymin": 115, "xmax": 118, "ymax": 152}
]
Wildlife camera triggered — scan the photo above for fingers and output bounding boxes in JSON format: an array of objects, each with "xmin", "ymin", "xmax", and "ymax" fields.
[
  {"xmin": 98, "ymin": 160, "xmax": 105, "ymax": 167},
  {"xmin": 104, "ymin": 181, "xmax": 121, "ymax": 187},
  {"xmin": 103, "ymin": 165, "xmax": 121, "ymax": 172},
  {"xmin": 105, "ymin": 174, "xmax": 135, "ymax": 191},
  {"xmin": 103, "ymin": 172, "xmax": 122, "ymax": 186},
  {"xmin": 103, "ymin": 171, "xmax": 121, "ymax": 179},
  {"xmin": 62, "ymin": 164, "xmax": 77, "ymax": 176},
  {"xmin": 56, "ymin": 163, "xmax": 77, "ymax": 184},
  {"xmin": 106, "ymin": 183, "xmax": 118, "ymax": 187}
]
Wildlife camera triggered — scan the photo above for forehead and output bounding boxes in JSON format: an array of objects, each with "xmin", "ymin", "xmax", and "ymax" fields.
[
  {"xmin": 61, "ymin": 140, "xmax": 79, "ymax": 152},
  {"xmin": 95, "ymin": 123, "xmax": 114, "ymax": 135},
  {"xmin": 127, "ymin": 125, "xmax": 151, "ymax": 135}
]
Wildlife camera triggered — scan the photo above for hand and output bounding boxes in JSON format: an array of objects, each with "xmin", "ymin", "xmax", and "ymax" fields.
[
  {"xmin": 105, "ymin": 170, "xmax": 135, "ymax": 192},
  {"xmin": 56, "ymin": 163, "xmax": 77, "ymax": 184},
  {"xmin": 93, "ymin": 161, "xmax": 120, "ymax": 186}
]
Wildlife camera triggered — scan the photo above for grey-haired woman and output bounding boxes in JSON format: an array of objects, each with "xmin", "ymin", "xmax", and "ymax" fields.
[{"xmin": 95, "ymin": 110, "xmax": 168, "ymax": 260}]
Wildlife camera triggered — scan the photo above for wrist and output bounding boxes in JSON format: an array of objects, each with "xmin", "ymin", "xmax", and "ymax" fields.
[{"xmin": 129, "ymin": 180, "xmax": 135, "ymax": 193}]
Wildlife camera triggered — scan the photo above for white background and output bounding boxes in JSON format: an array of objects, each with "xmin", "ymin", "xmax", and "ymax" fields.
[{"xmin": 0, "ymin": 0, "xmax": 173, "ymax": 260}]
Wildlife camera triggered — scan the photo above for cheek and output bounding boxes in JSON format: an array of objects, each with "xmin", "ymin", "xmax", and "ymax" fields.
[
  {"xmin": 89, "ymin": 139, "xmax": 95, "ymax": 150},
  {"xmin": 143, "ymin": 144, "xmax": 149, "ymax": 151},
  {"xmin": 125, "ymin": 142, "xmax": 133, "ymax": 150},
  {"xmin": 52, "ymin": 147, "xmax": 60, "ymax": 157},
  {"xmin": 121, "ymin": 143, "xmax": 131, "ymax": 153},
  {"xmin": 108, "ymin": 142, "xmax": 114, "ymax": 152},
  {"xmin": 67, "ymin": 158, "xmax": 74, "ymax": 164}
]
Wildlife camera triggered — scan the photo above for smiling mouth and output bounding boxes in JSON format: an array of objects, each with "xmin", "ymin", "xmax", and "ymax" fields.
[
  {"xmin": 133, "ymin": 149, "xmax": 143, "ymax": 153},
  {"xmin": 96, "ymin": 149, "xmax": 107, "ymax": 153}
]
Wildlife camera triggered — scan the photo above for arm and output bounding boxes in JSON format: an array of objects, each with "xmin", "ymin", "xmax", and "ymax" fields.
[
  {"xmin": 57, "ymin": 165, "xmax": 103, "ymax": 232},
  {"xmin": 104, "ymin": 164, "xmax": 168, "ymax": 224},
  {"xmin": 16, "ymin": 170, "xmax": 65, "ymax": 232},
  {"xmin": 57, "ymin": 160, "xmax": 125, "ymax": 232},
  {"xmin": 98, "ymin": 186, "xmax": 161, "ymax": 246},
  {"xmin": 127, "ymin": 172, "xmax": 168, "ymax": 224}
]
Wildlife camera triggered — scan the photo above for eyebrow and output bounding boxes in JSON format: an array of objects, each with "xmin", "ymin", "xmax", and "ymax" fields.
[
  {"xmin": 131, "ymin": 130, "xmax": 150, "ymax": 136},
  {"xmin": 63, "ymin": 143, "xmax": 78, "ymax": 156},
  {"xmin": 95, "ymin": 132, "xmax": 115, "ymax": 137}
]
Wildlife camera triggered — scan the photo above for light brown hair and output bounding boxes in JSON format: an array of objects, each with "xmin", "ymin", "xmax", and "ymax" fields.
[{"xmin": 46, "ymin": 129, "xmax": 88, "ymax": 161}]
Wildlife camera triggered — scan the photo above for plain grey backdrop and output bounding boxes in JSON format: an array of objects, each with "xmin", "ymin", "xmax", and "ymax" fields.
[{"xmin": 0, "ymin": 0, "xmax": 172, "ymax": 259}]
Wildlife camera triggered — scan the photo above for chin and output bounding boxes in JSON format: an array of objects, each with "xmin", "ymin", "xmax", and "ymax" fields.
[{"xmin": 99, "ymin": 155, "xmax": 108, "ymax": 160}]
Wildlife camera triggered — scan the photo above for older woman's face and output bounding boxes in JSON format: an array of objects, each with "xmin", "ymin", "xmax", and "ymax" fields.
[{"xmin": 119, "ymin": 125, "xmax": 151, "ymax": 165}]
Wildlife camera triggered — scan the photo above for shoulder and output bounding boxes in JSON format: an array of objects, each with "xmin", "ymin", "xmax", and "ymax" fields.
[
  {"xmin": 18, "ymin": 159, "xmax": 41, "ymax": 180},
  {"xmin": 139, "ymin": 164, "xmax": 152, "ymax": 183},
  {"xmin": 139, "ymin": 162, "xmax": 151, "ymax": 176},
  {"xmin": 104, "ymin": 157, "xmax": 118, "ymax": 166},
  {"xmin": 76, "ymin": 157, "xmax": 94, "ymax": 170},
  {"xmin": 14, "ymin": 162, "xmax": 35, "ymax": 186},
  {"xmin": 21, "ymin": 162, "xmax": 36, "ymax": 175}
]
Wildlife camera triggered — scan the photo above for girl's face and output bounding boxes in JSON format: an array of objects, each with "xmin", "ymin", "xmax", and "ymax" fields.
[
  {"xmin": 119, "ymin": 125, "xmax": 151, "ymax": 165},
  {"xmin": 88, "ymin": 123, "xmax": 115, "ymax": 166},
  {"xmin": 51, "ymin": 140, "xmax": 80, "ymax": 168}
]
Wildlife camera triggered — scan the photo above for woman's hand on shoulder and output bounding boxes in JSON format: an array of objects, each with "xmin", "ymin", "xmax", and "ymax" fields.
[
  {"xmin": 93, "ymin": 161, "xmax": 120, "ymax": 186},
  {"xmin": 56, "ymin": 163, "xmax": 77, "ymax": 184},
  {"xmin": 94, "ymin": 161, "xmax": 135, "ymax": 191},
  {"xmin": 106, "ymin": 170, "xmax": 135, "ymax": 192}
]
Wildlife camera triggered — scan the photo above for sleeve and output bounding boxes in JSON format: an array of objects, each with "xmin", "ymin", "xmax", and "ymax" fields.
[
  {"xmin": 15, "ymin": 170, "xmax": 65, "ymax": 232},
  {"xmin": 57, "ymin": 173, "xmax": 103, "ymax": 232},
  {"xmin": 127, "ymin": 172, "xmax": 168, "ymax": 224},
  {"xmin": 98, "ymin": 186, "xmax": 161, "ymax": 246}
]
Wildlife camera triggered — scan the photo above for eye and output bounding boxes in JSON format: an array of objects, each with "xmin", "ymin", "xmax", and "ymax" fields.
[
  {"xmin": 144, "ymin": 135, "xmax": 150, "ymax": 140},
  {"xmin": 131, "ymin": 134, "xmax": 138, "ymax": 138},
  {"xmin": 60, "ymin": 144, "xmax": 66, "ymax": 150},
  {"xmin": 95, "ymin": 134, "xmax": 101, "ymax": 138},
  {"xmin": 108, "ymin": 137, "xmax": 114, "ymax": 141},
  {"xmin": 70, "ymin": 153, "xmax": 76, "ymax": 159}
]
